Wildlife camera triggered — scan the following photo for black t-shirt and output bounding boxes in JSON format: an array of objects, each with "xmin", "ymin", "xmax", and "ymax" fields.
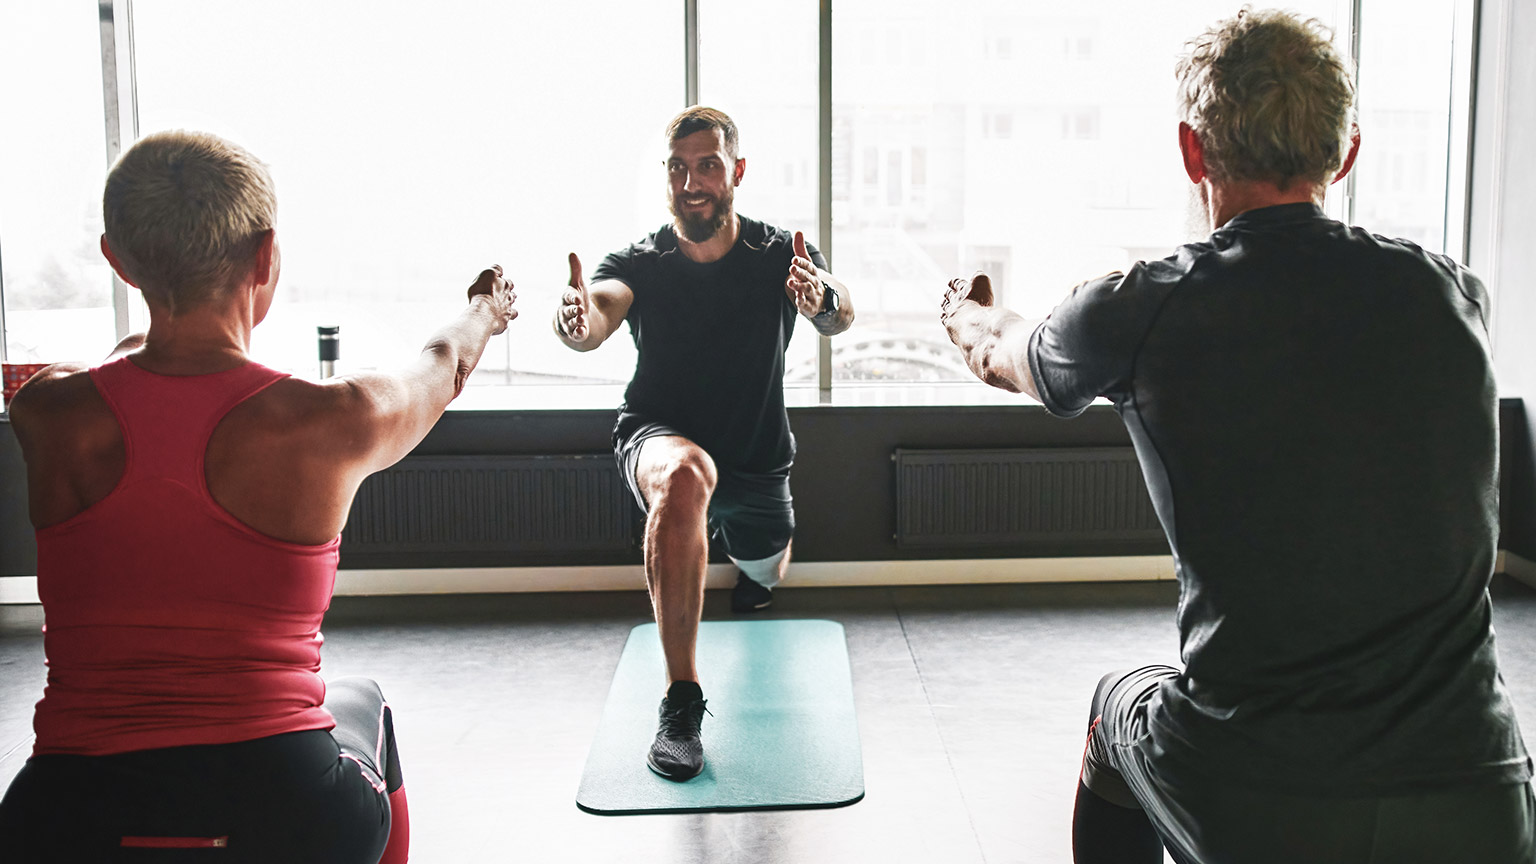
[
  {"xmin": 595, "ymin": 217, "xmax": 825, "ymax": 473},
  {"xmin": 1030, "ymin": 202, "xmax": 1532, "ymax": 795}
]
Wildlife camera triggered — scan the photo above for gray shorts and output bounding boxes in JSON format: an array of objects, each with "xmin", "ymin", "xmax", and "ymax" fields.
[
  {"xmin": 1083, "ymin": 666, "xmax": 1536, "ymax": 864},
  {"xmin": 613, "ymin": 418, "xmax": 794, "ymax": 562}
]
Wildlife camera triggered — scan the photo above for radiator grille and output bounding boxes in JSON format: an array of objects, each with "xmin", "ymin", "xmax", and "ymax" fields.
[
  {"xmin": 894, "ymin": 448, "xmax": 1163, "ymax": 548},
  {"xmin": 342, "ymin": 454, "xmax": 634, "ymax": 555}
]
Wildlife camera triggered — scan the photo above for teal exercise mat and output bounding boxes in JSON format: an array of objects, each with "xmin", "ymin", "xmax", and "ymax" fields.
[{"xmin": 576, "ymin": 619, "xmax": 864, "ymax": 815}]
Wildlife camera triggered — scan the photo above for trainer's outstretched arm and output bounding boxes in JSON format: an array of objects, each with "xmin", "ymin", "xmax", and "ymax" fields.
[
  {"xmin": 940, "ymin": 273, "xmax": 1041, "ymax": 400},
  {"xmin": 554, "ymin": 252, "xmax": 634, "ymax": 352},
  {"xmin": 785, "ymin": 231, "xmax": 855, "ymax": 337}
]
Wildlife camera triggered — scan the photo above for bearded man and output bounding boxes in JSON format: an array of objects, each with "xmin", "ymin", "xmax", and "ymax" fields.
[{"xmin": 554, "ymin": 106, "xmax": 855, "ymax": 781}]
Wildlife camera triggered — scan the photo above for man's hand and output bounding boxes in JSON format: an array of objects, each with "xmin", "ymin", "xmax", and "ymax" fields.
[
  {"xmin": 467, "ymin": 264, "xmax": 518, "ymax": 335},
  {"xmin": 939, "ymin": 271, "xmax": 1040, "ymax": 397},
  {"xmin": 557, "ymin": 252, "xmax": 593, "ymax": 342},
  {"xmin": 784, "ymin": 231, "xmax": 824, "ymax": 318},
  {"xmin": 940, "ymin": 272, "xmax": 995, "ymax": 336}
]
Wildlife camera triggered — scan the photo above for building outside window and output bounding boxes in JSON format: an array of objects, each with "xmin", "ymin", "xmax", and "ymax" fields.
[
  {"xmin": 0, "ymin": 0, "xmax": 1470, "ymax": 400},
  {"xmin": 828, "ymin": 0, "xmax": 1349, "ymax": 383}
]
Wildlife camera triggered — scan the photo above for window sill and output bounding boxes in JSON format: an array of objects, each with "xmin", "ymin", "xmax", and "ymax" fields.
[
  {"xmin": 1, "ymin": 381, "xmax": 1080, "ymax": 420},
  {"xmin": 445, "ymin": 381, "xmax": 1064, "ymax": 412}
]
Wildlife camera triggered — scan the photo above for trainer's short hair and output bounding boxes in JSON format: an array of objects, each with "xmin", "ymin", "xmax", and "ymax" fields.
[
  {"xmin": 1175, "ymin": 7, "xmax": 1356, "ymax": 188},
  {"xmin": 102, "ymin": 130, "xmax": 276, "ymax": 312},
  {"xmin": 665, "ymin": 106, "xmax": 739, "ymax": 162}
]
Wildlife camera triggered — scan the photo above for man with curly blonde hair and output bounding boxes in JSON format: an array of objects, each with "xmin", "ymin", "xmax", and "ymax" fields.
[{"xmin": 943, "ymin": 8, "xmax": 1533, "ymax": 863}]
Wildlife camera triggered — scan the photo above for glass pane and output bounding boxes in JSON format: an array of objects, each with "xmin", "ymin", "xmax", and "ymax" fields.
[
  {"xmin": 1352, "ymin": 0, "xmax": 1456, "ymax": 253},
  {"xmin": 0, "ymin": 4, "xmax": 114, "ymax": 371},
  {"xmin": 699, "ymin": 0, "xmax": 820, "ymax": 386},
  {"xmin": 832, "ymin": 0, "xmax": 1342, "ymax": 384},
  {"xmin": 133, "ymin": 1, "xmax": 677, "ymax": 384}
]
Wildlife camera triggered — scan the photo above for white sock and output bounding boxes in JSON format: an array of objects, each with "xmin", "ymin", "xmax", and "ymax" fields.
[{"xmin": 731, "ymin": 547, "xmax": 788, "ymax": 589}]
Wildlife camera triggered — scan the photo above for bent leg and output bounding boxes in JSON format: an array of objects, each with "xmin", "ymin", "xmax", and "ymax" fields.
[
  {"xmin": 633, "ymin": 436, "xmax": 717, "ymax": 685},
  {"xmin": 1, "ymin": 730, "xmax": 392, "ymax": 864},
  {"xmin": 715, "ymin": 467, "xmax": 796, "ymax": 591},
  {"xmin": 1076, "ymin": 666, "xmax": 1535, "ymax": 864},
  {"xmin": 1074, "ymin": 670, "xmax": 1165, "ymax": 864},
  {"xmin": 328, "ymin": 676, "xmax": 408, "ymax": 864}
]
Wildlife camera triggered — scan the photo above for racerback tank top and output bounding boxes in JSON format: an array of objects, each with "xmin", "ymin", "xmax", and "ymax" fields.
[{"xmin": 31, "ymin": 356, "xmax": 339, "ymax": 756}]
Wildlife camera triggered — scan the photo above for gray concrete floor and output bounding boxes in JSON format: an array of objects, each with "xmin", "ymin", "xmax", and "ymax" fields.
[{"xmin": 2, "ymin": 577, "xmax": 1534, "ymax": 863}]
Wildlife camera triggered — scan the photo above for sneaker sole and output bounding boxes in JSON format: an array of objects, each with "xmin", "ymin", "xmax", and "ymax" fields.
[{"xmin": 646, "ymin": 752, "xmax": 704, "ymax": 782}]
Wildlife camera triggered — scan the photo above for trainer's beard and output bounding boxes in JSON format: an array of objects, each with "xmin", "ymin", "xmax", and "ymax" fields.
[{"xmin": 670, "ymin": 188, "xmax": 733, "ymax": 243}]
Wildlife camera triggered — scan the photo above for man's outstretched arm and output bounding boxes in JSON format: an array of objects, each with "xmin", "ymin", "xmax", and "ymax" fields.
[
  {"xmin": 941, "ymin": 273, "xmax": 1042, "ymax": 400},
  {"xmin": 785, "ymin": 231, "xmax": 855, "ymax": 337},
  {"xmin": 554, "ymin": 252, "xmax": 634, "ymax": 352}
]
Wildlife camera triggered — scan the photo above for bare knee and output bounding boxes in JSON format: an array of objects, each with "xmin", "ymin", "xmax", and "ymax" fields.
[{"xmin": 638, "ymin": 442, "xmax": 717, "ymax": 513}]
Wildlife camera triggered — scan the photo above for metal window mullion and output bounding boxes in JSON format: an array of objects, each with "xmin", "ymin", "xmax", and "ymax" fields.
[
  {"xmin": 817, "ymin": 0, "xmax": 833, "ymax": 393},
  {"xmin": 1444, "ymin": 0, "xmax": 1481, "ymax": 263},
  {"xmin": 1344, "ymin": 0, "xmax": 1362, "ymax": 227},
  {"xmin": 99, "ymin": 0, "xmax": 138, "ymax": 342},
  {"xmin": 684, "ymin": 0, "xmax": 699, "ymax": 106},
  {"xmin": 1466, "ymin": 0, "xmax": 1511, "ymax": 357}
]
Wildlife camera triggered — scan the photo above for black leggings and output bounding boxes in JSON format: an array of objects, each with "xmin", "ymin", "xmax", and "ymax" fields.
[{"xmin": 0, "ymin": 677, "xmax": 403, "ymax": 864}]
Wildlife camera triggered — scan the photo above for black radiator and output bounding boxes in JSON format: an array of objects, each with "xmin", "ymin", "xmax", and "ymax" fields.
[
  {"xmin": 342, "ymin": 454, "xmax": 635, "ymax": 556},
  {"xmin": 893, "ymin": 447, "xmax": 1163, "ymax": 549}
]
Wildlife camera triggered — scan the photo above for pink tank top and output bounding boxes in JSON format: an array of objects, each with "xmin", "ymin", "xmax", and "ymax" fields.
[{"xmin": 31, "ymin": 356, "xmax": 339, "ymax": 756}]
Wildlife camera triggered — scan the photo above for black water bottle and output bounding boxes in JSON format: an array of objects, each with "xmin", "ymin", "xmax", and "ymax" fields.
[{"xmin": 318, "ymin": 325, "xmax": 340, "ymax": 379}]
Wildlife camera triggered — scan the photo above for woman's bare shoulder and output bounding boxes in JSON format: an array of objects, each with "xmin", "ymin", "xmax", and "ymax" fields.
[{"xmin": 8, "ymin": 364, "xmax": 105, "ymax": 441}]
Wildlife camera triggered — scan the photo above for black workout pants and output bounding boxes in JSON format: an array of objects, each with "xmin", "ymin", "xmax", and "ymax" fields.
[
  {"xmin": 1080, "ymin": 666, "xmax": 1536, "ymax": 864},
  {"xmin": 0, "ymin": 677, "xmax": 403, "ymax": 864}
]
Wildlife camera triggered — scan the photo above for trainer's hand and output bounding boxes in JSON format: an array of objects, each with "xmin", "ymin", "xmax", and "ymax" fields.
[
  {"xmin": 557, "ymin": 252, "xmax": 592, "ymax": 342},
  {"xmin": 784, "ymin": 231, "xmax": 823, "ymax": 318},
  {"xmin": 468, "ymin": 264, "xmax": 518, "ymax": 335}
]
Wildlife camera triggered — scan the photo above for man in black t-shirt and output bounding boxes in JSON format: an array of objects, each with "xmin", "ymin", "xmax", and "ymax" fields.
[
  {"xmin": 554, "ymin": 106, "xmax": 854, "ymax": 781},
  {"xmin": 943, "ymin": 10, "xmax": 1532, "ymax": 864}
]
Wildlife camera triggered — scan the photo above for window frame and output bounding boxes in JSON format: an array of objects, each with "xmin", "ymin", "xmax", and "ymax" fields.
[
  {"xmin": 1, "ymin": 0, "xmax": 1480, "ymax": 401},
  {"xmin": 102, "ymin": 0, "xmax": 141, "ymax": 342}
]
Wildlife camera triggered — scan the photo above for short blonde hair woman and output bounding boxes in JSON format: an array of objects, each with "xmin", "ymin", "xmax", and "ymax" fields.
[{"xmin": 0, "ymin": 130, "xmax": 516, "ymax": 863}]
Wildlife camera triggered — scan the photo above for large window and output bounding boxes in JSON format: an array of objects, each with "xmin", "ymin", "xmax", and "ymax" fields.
[
  {"xmin": 0, "ymin": 5, "xmax": 115, "ymax": 367},
  {"xmin": 0, "ymin": 1, "xmax": 1473, "ymax": 399},
  {"xmin": 830, "ymin": 0, "xmax": 1343, "ymax": 383},
  {"xmin": 699, "ymin": 0, "xmax": 821, "ymax": 386},
  {"xmin": 133, "ymin": 0, "xmax": 677, "ymax": 385},
  {"xmin": 1352, "ymin": 0, "xmax": 1460, "ymax": 252}
]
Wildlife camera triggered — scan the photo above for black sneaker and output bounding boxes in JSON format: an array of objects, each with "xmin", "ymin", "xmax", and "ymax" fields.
[
  {"xmin": 730, "ymin": 570, "xmax": 774, "ymax": 613},
  {"xmin": 647, "ymin": 684, "xmax": 709, "ymax": 781}
]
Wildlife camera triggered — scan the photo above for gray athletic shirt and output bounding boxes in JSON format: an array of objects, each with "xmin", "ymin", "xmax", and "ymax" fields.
[{"xmin": 1029, "ymin": 203, "xmax": 1532, "ymax": 795}]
